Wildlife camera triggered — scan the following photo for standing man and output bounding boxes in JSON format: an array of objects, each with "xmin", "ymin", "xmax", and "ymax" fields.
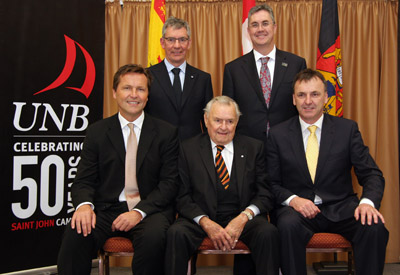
[
  {"xmin": 165, "ymin": 96, "xmax": 279, "ymax": 275},
  {"xmin": 223, "ymin": 4, "xmax": 306, "ymax": 145},
  {"xmin": 57, "ymin": 64, "xmax": 179, "ymax": 275},
  {"xmin": 146, "ymin": 16, "xmax": 214, "ymax": 141},
  {"xmin": 267, "ymin": 69, "xmax": 389, "ymax": 275}
]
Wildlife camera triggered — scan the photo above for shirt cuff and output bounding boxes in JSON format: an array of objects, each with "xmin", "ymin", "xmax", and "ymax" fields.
[
  {"xmin": 133, "ymin": 208, "xmax": 146, "ymax": 220},
  {"xmin": 359, "ymin": 198, "xmax": 375, "ymax": 208},
  {"xmin": 194, "ymin": 215, "xmax": 207, "ymax": 225},
  {"xmin": 246, "ymin": 204, "xmax": 260, "ymax": 217},
  {"xmin": 283, "ymin": 195, "xmax": 297, "ymax": 206},
  {"xmin": 76, "ymin": 202, "xmax": 94, "ymax": 210}
]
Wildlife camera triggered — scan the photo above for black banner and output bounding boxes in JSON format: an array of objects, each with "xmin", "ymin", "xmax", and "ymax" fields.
[{"xmin": 0, "ymin": 1, "xmax": 104, "ymax": 272}]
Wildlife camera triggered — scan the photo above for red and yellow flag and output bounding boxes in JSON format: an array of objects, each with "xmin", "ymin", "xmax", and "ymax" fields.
[
  {"xmin": 147, "ymin": 0, "xmax": 165, "ymax": 66},
  {"xmin": 316, "ymin": 0, "xmax": 343, "ymax": 117}
]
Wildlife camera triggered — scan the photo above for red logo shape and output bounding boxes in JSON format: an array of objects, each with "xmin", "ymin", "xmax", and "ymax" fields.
[{"xmin": 34, "ymin": 35, "xmax": 96, "ymax": 98}]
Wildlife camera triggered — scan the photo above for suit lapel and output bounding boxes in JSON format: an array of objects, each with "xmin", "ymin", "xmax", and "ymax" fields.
[
  {"xmin": 151, "ymin": 61, "xmax": 179, "ymax": 111},
  {"xmin": 289, "ymin": 118, "xmax": 313, "ymax": 183},
  {"xmin": 233, "ymin": 137, "xmax": 246, "ymax": 201},
  {"xmin": 241, "ymin": 51, "xmax": 267, "ymax": 109},
  {"xmin": 315, "ymin": 115, "xmax": 334, "ymax": 184},
  {"xmin": 181, "ymin": 64, "xmax": 196, "ymax": 109},
  {"xmin": 136, "ymin": 115, "xmax": 156, "ymax": 173},
  {"xmin": 106, "ymin": 114, "xmax": 125, "ymax": 164},
  {"xmin": 270, "ymin": 49, "xmax": 288, "ymax": 107},
  {"xmin": 199, "ymin": 135, "xmax": 217, "ymax": 190}
]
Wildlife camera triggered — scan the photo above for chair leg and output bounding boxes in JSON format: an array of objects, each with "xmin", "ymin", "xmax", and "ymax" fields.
[
  {"xmin": 347, "ymin": 251, "xmax": 353, "ymax": 275},
  {"xmin": 98, "ymin": 253, "xmax": 104, "ymax": 275},
  {"xmin": 104, "ymin": 254, "xmax": 110, "ymax": 275}
]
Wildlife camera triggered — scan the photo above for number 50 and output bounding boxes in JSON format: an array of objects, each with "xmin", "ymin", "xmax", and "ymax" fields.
[{"xmin": 12, "ymin": 155, "xmax": 64, "ymax": 219}]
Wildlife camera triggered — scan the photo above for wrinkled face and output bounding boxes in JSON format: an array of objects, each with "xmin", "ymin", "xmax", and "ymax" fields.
[
  {"xmin": 247, "ymin": 10, "xmax": 277, "ymax": 51},
  {"xmin": 161, "ymin": 27, "xmax": 191, "ymax": 67},
  {"xmin": 113, "ymin": 73, "xmax": 149, "ymax": 122},
  {"xmin": 293, "ymin": 77, "xmax": 328, "ymax": 124},
  {"xmin": 204, "ymin": 103, "xmax": 238, "ymax": 145}
]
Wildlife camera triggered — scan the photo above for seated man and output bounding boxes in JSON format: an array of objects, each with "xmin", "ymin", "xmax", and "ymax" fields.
[
  {"xmin": 57, "ymin": 64, "xmax": 179, "ymax": 275},
  {"xmin": 267, "ymin": 68, "xmax": 389, "ymax": 275},
  {"xmin": 165, "ymin": 96, "xmax": 279, "ymax": 275}
]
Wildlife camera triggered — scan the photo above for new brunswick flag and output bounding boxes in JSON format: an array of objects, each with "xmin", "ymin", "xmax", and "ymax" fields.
[
  {"xmin": 316, "ymin": 0, "xmax": 343, "ymax": 117},
  {"xmin": 147, "ymin": 0, "xmax": 165, "ymax": 66}
]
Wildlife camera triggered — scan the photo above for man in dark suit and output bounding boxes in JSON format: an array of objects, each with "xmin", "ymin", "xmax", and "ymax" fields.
[
  {"xmin": 267, "ymin": 69, "xmax": 389, "ymax": 275},
  {"xmin": 146, "ymin": 16, "xmax": 213, "ymax": 141},
  {"xmin": 57, "ymin": 64, "xmax": 179, "ymax": 275},
  {"xmin": 165, "ymin": 96, "xmax": 279, "ymax": 275},
  {"xmin": 223, "ymin": 4, "xmax": 306, "ymax": 145}
]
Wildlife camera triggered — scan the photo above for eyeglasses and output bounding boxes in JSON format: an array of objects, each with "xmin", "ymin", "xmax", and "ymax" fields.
[{"xmin": 163, "ymin": 37, "xmax": 190, "ymax": 44}]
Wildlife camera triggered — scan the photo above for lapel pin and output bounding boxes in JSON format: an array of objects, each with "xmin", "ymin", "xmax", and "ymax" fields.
[
  {"xmin": 282, "ymin": 62, "xmax": 288, "ymax": 67},
  {"xmin": 241, "ymin": 155, "xmax": 244, "ymax": 158},
  {"xmin": 191, "ymin": 75, "xmax": 194, "ymax": 79}
]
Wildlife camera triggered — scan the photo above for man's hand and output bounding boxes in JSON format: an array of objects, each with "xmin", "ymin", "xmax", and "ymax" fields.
[
  {"xmin": 199, "ymin": 217, "xmax": 232, "ymax": 251},
  {"xmin": 112, "ymin": 210, "xmax": 142, "ymax": 232},
  {"xmin": 225, "ymin": 212, "xmax": 249, "ymax": 249},
  {"xmin": 289, "ymin": 197, "xmax": 320, "ymax": 219},
  {"xmin": 354, "ymin": 203, "xmax": 385, "ymax": 225},
  {"xmin": 71, "ymin": 204, "xmax": 96, "ymax": 237}
]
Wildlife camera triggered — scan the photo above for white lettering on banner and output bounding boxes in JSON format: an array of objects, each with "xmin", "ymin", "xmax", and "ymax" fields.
[
  {"xmin": 13, "ymin": 142, "xmax": 83, "ymax": 152},
  {"xmin": 13, "ymin": 102, "xmax": 90, "ymax": 132}
]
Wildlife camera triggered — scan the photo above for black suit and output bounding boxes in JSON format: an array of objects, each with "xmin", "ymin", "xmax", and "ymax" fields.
[
  {"xmin": 223, "ymin": 49, "xmax": 306, "ymax": 144},
  {"xmin": 58, "ymin": 113, "xmax": 179, "ymax": 275},
  {"xmin": 267, "ymin": 114, "xmax": 389, "ymax": 275},
  {"xmin": 146, "ymin": 61, "xmax": 213, "ymax": 140},
  {"xmin": 165, "ymin": 133, "xmax": 279, "ymax": 275}
]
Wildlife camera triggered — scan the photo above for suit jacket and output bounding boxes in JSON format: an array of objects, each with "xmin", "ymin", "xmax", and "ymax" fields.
[
  {"xmin": 71, "ymin": 113, "xmax": 179, "ymax": 218},
  {"xmin": 267, "ymin": 114, "xmax": 385, "ymax": 222},
  {"xmin": 176, "ymin": 133, "xmax": 274, "ymax": 221},
  {"xmin": 146, "ymin": 61, "xmax": 213, "ymax": 140},
  {"xmin": 222, "ymin": 49, "xmax": 306, "ymax": 144}
]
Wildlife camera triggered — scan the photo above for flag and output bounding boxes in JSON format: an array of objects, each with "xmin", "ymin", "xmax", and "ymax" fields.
[
  {"xmin": 242, "ymin": 0, "xmax": 255, "ymax": 55},
  {"xmin": 147, "ymin": 0, "xmax": 165, "ymax": 66},
  {"xmin": 316, "ymin": 0, "xmax": 343, "ymax": 117}
]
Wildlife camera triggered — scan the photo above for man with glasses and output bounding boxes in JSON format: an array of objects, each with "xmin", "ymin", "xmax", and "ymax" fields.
[{"xmin": 146, "ymin": 16, "xmax": 213, "ymax": 141}]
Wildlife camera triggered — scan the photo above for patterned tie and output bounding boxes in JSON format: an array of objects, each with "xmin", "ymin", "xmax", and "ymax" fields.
[
  {"xmin": 125, "ymin": 123, "xmax": 140, "ymax": 210},
  {"xmin": 260, "ymin": 57, "xmax": 272, "ymax": 107},
  {"xmin": 172, "ymin": 68, "xmax": 182, "ymax": 108},
  {"xmin": 215, "ymin": 145, "xmax": 230, "ymax": 189},
  {"xmin": 306, "ymin": 125, "xmax": 319, "ymax": 183}
]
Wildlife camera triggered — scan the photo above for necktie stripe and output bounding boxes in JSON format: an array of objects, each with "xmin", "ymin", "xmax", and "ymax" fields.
[{"xmin": 215, "ymin": 145, "xmax": 230, "ymax": 189}]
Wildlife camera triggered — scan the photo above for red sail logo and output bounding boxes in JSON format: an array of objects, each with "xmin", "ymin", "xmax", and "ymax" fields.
[{"xmin": 34, "ymin": 35, "xmax": 96, "ymax": 99}]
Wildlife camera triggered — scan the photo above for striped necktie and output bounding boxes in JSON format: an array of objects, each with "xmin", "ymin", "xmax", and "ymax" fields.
[{"xmin": 215, "ymin": 145, "xmax": 230, "ymax": 189}]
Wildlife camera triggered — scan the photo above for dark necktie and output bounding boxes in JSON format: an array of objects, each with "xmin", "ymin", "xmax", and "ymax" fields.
[
  {"xmin": 260, "ymin": 57, "xmax": 272, "ymax": 134},
  {"xmin": 215, "ymin": 145, "xmax": 230, "ymax": 189},
  {"xmin": 172, "ymin": 68, "xmax": 182, "ymax": 108}
]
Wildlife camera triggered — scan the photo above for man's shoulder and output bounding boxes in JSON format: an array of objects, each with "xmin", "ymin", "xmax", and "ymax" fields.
[
  {"xmin": 225, "ymin": 52, "xmax": 253, "ymax": 68},
  {"xmin": 144, "ymin": 113, "xmax": 177, "ymax": 132},
  {"xmin": 186, "ymin": 63, "xmax": 211, "ymax": 78},
  {"xmin": 87, "ymin": 114, "xmax": 117, "ymax": 131},
  {"xmin": 276, "ymin": 48, "xmax": 306, "ymax": 62}
]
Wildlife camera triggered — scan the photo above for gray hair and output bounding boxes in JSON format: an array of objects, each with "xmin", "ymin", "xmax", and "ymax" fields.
[
  {"xmin": 248, "ymin": 4, "xmax": 276, "ymax": 25},
  {"xmin": 204, "ymin": 96, "xmax": 242, "ymax": 118},
  {"xmin": 162, "ymin": 16, "xmax": 191, "ymax": 39}
]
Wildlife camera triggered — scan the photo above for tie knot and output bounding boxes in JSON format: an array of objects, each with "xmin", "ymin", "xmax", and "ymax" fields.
[
  {"xmin": 260, "ymin": 57, "xmax": 269, "ymax": 66},
  {"xmin": 127, "ymin": 123, "xmax": 134, "ymax": 131},
  {"xmin": 308, "ymin": 125, "xmax": 317, "ymax": 134},
  {"xmin": 216, "ymin": 145, "xmax": 225, "ymax": 152},
  {"xmin": 172, "ymin": 68, "xmax": 180, "ymax": 76}
]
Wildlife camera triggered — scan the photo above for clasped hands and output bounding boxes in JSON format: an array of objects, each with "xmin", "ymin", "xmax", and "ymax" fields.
[
  {"xmin": 199, "ymin": 212, "xmax": 249, "ymax": 251},
  {"xmin": 71, "ymin": 204, "xmax": 142, "ymax": 237}
]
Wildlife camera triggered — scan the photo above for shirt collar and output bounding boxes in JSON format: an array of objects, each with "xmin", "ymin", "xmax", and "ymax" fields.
[
  {"xmin": 118, "ymin": 111, "xmax": 145, "ymax": 130},
  {"xmin": 210, "ymin": 139, "xmax": 234, "ymax": 154},
  {"xmin": 253, "ymin": 45, "xmax": 276, "ymax": 62},
  {"xmin": 299, "ymin": 114, "xmax": 324, "ymax": 133},
  {"xmin": 164, "ymin": 58, "xmax": 187, "ymax": 74}
]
